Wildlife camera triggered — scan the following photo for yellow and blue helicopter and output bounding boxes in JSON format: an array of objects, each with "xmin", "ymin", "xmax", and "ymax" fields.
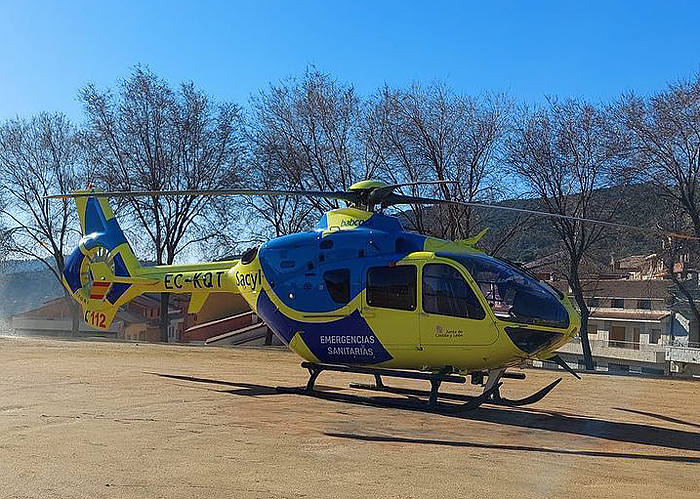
[{"xmin": 49, "ymin": 180, "xmax": 684, "ymax": 412}]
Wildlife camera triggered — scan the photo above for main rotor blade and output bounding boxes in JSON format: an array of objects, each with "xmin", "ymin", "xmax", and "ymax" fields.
[
  {"xmin": 45, "ymin": 181, "xmax": 455, "ymax": 204},
  {"xmin": 367, "ymin": 180, "xmax": 457, "ymax": 205},
  {"xmin": 385, "ymin": 193, "xmax": 699, "ymax": 240},
  {"xmin": 45, "ymin": 188, "xmax": 359, "ymax": 203}
]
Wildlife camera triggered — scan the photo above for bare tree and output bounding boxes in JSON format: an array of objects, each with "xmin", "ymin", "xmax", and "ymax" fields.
[
  {"xmin": 506, "ymin": 98, "xmax": 626, "ymax": 370},
  {"xmin": 80, "ymin": 67, "xmax": 244, "ymax": 342},
  {"xmin": 617, "ymin": 74, "xmax": 700, "ymax": 342},
  {"xmin": 250, "ymin": 68, "xmax": 372, "ymax": 213},
  {"xmin": 0, "ymin": 113, "xmax": 83, "ymax": 335},
  {"xmin": 365, "ymin": 83, "xmax": 511, "ymax": 239},
  {"xmin": 242, "ymin": 167, "xmax": 316, "ymax": 241},
  {"xmin": 241, "ymin": 101, "xmax": 319, "ymax": 240}
]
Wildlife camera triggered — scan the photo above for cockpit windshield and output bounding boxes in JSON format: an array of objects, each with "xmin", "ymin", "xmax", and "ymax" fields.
[{"xmin": 444, "ymin": 253, "xmax": 569, "ymax": 329}]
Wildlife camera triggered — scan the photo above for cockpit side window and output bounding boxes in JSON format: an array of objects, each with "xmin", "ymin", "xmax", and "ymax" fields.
[
  {"xmin": 448, "ymin": 254, "xmax": 569, "ymax": 329},
  {"xmin": 422, "ymin": 263, "xmax": 485, "ymax": 319}
]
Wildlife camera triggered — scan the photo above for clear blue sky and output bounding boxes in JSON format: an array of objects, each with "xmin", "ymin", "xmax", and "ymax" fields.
[{"xmin": 1, "ymin": 0, "xmax": 699, "ymax": 121}]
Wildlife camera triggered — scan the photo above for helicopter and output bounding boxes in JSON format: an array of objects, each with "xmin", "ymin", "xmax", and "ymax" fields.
[{"xmin": 48, "ymin": 180, "xmax": 691, "ymax": 413}]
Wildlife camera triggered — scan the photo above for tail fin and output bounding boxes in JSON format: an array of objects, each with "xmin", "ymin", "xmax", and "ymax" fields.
[
  {"xmin": 62, "ymin": 191, "xmax": 240, "ymax": 331},
  {"xmin": 62, "ymin": 192, "xmax": 145, "ymax": 329}
]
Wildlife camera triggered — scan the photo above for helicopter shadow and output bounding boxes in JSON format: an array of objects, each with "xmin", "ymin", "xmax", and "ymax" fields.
[
  {"xmin": 150, "ymin": 372, "xmax": 700, "ymax": 459},
  {"xmin": 149, "ymin": 372, "xmax": 340, "ymax": 397},
  {"xmin": 147, "ymin": 372, "xmax": 281, "ymax": 396},
  {"xmin": 612, "ymin": 406, "xmax": 700, "ymax": 430},
  {"xmin": 323, "ymin": 432, "xmax": 700, "ymax": 463}
]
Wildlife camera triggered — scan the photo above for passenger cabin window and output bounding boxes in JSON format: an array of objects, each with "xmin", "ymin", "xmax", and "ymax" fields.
[
  {"xmin": 367, "ymin": 266, "xmax": 416, "ymax": 311},
  {"xmin": 323, "ymin": 269, "xmax": 350, "ymax": 304},
  {"xmin": 422, "ymin": 263, "xmax": 485, "ymax": 319}
]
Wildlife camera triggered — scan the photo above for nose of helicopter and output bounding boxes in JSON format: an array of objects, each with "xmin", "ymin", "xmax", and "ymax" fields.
[
  {"xmin": 500, "ymin": 293, "xmax": 581, "ymax": 357},
  {"xmin": 533, "ymin": 297, "xmax": 582, "ymax": 358}
]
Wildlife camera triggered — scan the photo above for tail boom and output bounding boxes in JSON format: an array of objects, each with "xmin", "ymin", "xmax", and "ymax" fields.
[{"xmin": 62, "ymin": 192, "xmax": 241, "ymax": 331}]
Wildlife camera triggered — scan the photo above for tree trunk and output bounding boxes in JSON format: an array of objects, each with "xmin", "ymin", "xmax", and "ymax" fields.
[
  {"xmin": 569, "ymin": 272, "xmax": 595, "ymax": 370},
  {"xmin": 160, "ymin": 293, "xmax": 170, "ymax": 343},
  {"xmin": 578, "ymin": 305, "xmax": 595, "ymax": 371}
]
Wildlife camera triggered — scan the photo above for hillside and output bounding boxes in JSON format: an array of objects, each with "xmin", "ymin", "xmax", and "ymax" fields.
[
  {"xmin": 0, "ymin": 262, "xmax": 64, "ymax": 318},
  {"xmin": 446, "ymin": 183, "xmax": 667, "ymax": 263}
]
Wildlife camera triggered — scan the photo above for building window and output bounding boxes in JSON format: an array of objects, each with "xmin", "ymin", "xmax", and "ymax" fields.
[
  {"xmin": 609, "ymin": 325, "xmax": 625, "ymax": 348},
  {"xmin": 422, "ymin": 263, "xmax": 485, "ymax": 319},
  {"xmin": 323, "ymin": 269, "xmax": 350, "ymax": 304},
  {"xmin": 611, "ymin": 298, "xmax": 624, "ymax": 309},
  {"xmin": 588, "ymin": 297, "xmax": 600, "ymax": 308},
  {"xmin": 367, "ymin": 265, "xmax": 417, "ymax": 311},
  {"xmin": 650, "ymin": 328, "xmax": 661, "ymax": 344},
  {"xmin": 637, "ymin": 299, "xmax": 652, "ymax": 310}
]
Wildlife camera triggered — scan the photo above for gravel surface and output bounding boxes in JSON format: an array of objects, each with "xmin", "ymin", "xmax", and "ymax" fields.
[{"xmin": 1, "ymin": 336, "xmax": 698, "ymax": 498}]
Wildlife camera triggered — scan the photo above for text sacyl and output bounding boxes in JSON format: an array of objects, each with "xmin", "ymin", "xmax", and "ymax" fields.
[{"xmin": 236, "ymin": 269, "xmax": 262, "ymax": 291}]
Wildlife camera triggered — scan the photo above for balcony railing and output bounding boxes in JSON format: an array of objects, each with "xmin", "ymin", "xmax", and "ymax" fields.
[{"xmin": 567, "ymin": 336, "xmax": 667, "ymax": 351}]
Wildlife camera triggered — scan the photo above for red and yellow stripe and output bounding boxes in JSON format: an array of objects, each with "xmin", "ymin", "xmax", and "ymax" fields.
[{"xmin": 90, "ymin": 281, "xmax": 111, "ymax": 300}]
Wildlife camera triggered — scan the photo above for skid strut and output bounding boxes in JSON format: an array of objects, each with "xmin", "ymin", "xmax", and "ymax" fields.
[{"xmin": 484, "ymin": 368, "xmax": 563, "ymax": 406}]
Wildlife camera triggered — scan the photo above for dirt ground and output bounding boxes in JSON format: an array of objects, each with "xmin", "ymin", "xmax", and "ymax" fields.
[{"xmin": 0, "ymin": 336, "xmax": 698, "ymax": 499}]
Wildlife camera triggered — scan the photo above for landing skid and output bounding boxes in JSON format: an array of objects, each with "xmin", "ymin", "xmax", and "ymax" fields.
[
  {"xmin": 276, "ymin": 362, "xmax": 558, "ymax": 413},
  {"xmin": 350, "ymin": 377, "xmax": 561, "ymax": 407},
  {"xmin": 276, "ymin": 382, "xmax": 501, "ymax": 414}
]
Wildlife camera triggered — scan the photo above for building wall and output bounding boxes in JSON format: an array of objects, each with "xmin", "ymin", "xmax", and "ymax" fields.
[
  {"xmin": 186, "ymin": 293, "xmax": 250, "ymax": 326},
  {"xmin": 587, "ymin": 318, "xmax": 670, "ymax": 347},
  {"xmin": 13, "ymin": 291, "xmax": 258, "ymax": 346},
  {"xmin": 558, "ymin": 312, "xmax": 695, "ymax": 375},
  {"xmin": 123, "ymin": 322, "xmax": 161, "ymax": 342},
  {"xmin": 12, "ymin": 317, "xmax": 121, "ymax": 336}
]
